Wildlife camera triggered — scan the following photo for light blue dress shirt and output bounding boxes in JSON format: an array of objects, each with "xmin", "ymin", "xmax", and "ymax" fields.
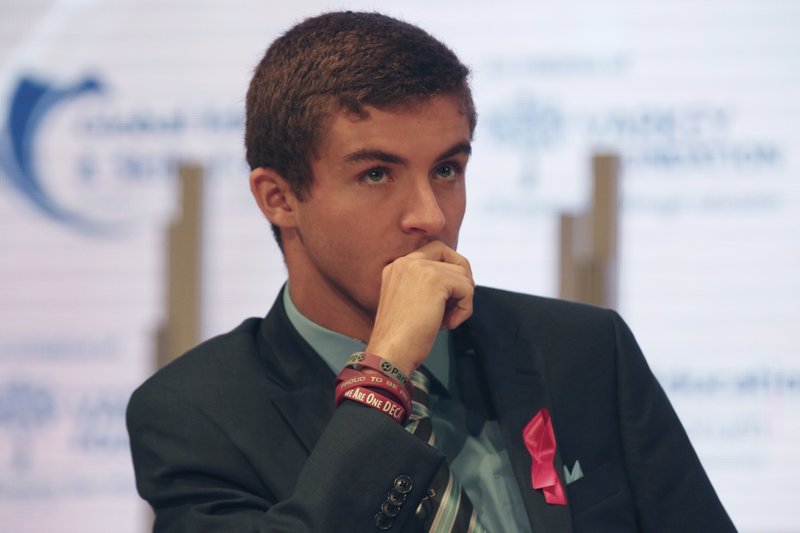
[{"xmin": 283, "ymin": 285, "xmax": 532, "ymax": 532}]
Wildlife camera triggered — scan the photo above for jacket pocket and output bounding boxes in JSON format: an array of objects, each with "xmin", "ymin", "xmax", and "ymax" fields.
[{"xmin": 568, "ymin": 462, "xmax": 638, "ymax": 532}]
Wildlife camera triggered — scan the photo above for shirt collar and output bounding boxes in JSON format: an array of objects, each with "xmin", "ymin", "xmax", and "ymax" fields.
[{"xmin": 283, "ymin": 283, "xmax": 451, "ymax": 391}]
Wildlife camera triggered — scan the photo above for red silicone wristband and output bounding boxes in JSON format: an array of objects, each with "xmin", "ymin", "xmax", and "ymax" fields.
[
  {"xmin": 345, "ymin": 351, "xmax": 413, "ymax": 393},
  {"xmin": 336, "ymin": 385, "xmax": 406, "ymax": 424},
  {"xmin": 337, "ymin": 368, "xmax": 412, "ymax": 414}
]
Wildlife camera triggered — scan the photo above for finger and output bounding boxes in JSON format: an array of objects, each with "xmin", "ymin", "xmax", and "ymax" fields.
[
  {"xmin": 441, "ymin": 277, "xmax": 474, "ymax": 329},
  {"xmin": 388, "ymin": 259, "xmax": 473, "ymax": 298},
  {"xmin": 407, "ymin": 241, "xmax": 474, "ymax": 283},
  {"xmin": 442, "ymin": 295, "xmax": 473, "ymax": 330}
]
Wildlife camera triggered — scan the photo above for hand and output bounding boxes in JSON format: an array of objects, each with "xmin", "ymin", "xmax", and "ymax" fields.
[{"xmin": 366, "ymin": 241, "xmax": 474, "ymax": 376}]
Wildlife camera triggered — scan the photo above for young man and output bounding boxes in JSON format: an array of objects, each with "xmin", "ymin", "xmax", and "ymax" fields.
[{"xmin": 127, "ymin": 12, "xmax": 735, "ymax": 532}]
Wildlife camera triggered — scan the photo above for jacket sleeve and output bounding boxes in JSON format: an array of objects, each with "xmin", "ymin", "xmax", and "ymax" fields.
[
  {"xmin": 127, "ymin": 384, "xmax": 443, "ymax": 533},
  {"xmin": 610, "ymin": 310, "xmax": 737, "ymax": 532}
]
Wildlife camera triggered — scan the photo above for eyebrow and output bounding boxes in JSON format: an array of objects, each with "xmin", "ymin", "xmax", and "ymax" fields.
[{"xmin": 343, "ymin": 141, "xmax": 472, "ymax": 166}]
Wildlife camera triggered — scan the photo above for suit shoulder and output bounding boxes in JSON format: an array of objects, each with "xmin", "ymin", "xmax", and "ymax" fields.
[
  {"xmin": 474, "ymin": 285, "xmax": 615, "ymax": 324},
  {"xmin": 471, "ymin": 286, "xmax": 632, "ymax": 363},
  {"xmin": 129, "ymin": 317, "xmax": 267, "ymax": 407}
]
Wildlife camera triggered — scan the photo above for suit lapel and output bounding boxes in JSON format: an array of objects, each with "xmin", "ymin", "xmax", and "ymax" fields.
[
  {"xmin": 271, "ymin": 385, "xmax": 335, "ymax": 453},
  {"xmin": 461, "ymin": 290, "xmax": 573, "ymax": 533},
  {"xmin": 256, "ymin": 292, "xmax": 337, "ymax": 453}
]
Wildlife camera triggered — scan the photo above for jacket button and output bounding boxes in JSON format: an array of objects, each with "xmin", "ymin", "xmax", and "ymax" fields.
[
  {"xmin": 393, "ymin": 475, "xmax": 413, "ymax": 494},
  {"xmin": 375, "ymin": 512, "xmax": 393, "ymax": 530},
  {"xmin": 381, "ymin": 500, "xmax": 401, "ymax": 518},
  {"xmin": 387, "ymin": 489, "xmax": 407, "ymax": 506}
]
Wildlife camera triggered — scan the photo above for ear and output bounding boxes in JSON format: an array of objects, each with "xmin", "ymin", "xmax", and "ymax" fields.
[{"xmin": 249, "ymin": 167, "xmax": 299, "ymax": 228}]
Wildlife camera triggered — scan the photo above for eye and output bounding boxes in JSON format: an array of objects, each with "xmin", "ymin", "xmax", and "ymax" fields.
[
  {"xmin": 434, "ymin": 163, "xmax": 460, "ymax": 181},
  {"xmin": 361, "ymin": 167, "xmax": 390, "ymax": 185}
]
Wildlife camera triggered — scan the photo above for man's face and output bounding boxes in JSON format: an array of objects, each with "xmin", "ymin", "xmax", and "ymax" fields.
[{"xmin": 285, "ymin": 95, "xmax": 471, "ymax": 329}]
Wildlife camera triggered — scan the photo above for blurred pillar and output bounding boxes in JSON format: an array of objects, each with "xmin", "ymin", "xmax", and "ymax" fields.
[
  {"xmin": 559, "ymin": 153, "xmax": 619, "ymax": 308},
  {"xmin": 155, "ymin": 162, "xmax": 204, "ymax": 368}
]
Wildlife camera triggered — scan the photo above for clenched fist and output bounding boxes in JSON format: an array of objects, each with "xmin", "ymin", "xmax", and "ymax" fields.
[{"xmin": 366, "ymin": 241, "xmax": 475, "ymax": 376}]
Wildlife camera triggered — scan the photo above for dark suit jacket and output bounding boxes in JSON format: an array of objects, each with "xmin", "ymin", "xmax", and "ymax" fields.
[{"xmin": 127, "ymin": 286, "xmax": 735, "ymax": 532}]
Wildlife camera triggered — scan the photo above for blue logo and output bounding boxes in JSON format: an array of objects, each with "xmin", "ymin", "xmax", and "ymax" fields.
[
  {"xmin": 485, "ymin": 96, "xmax": 564, "ymax": 185},
  {"xmin": 0, "ymin": 75, "xmax": 122, "ymax": 234},
  {"xmin": 0, "ymin": 382, "xmax": 56, "ymax": 472}
]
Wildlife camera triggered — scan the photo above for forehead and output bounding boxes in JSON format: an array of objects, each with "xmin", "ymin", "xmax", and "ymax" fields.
[{"xmin": 315, "ymin": 95, "xmax": 472, "ymax": 157}]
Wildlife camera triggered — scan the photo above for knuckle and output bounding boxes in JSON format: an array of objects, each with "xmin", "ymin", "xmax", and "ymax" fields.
[{"xmin": 393, "ymin": 255, "xmax": 414, "ymax": 269}]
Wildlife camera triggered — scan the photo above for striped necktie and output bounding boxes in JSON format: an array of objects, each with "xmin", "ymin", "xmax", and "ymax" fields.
[{"xmin": 406, "ymin": 369, "xmax": 486, "ymax": 533}]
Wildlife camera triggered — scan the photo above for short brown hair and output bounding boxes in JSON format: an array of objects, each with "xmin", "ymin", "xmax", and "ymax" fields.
[{"xmin": 245, "ymin": 11, "xmax": 476, "ymax": 244}]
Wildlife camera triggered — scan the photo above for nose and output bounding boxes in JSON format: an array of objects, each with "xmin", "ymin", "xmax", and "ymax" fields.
[{"xmin": 400, "ymin": 178, "xmax": 446, "ymax": 236}]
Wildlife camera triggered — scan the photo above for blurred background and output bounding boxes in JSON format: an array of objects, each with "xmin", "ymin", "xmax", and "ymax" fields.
[{"xmin": 1, "ymin": 1, "xmax": 798, "ymax": 531}]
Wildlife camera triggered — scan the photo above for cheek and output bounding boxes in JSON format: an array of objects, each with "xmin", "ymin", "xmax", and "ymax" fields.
[
  {"xmin": 445, "ymin": 194, "xmax": 467, "ymax": 228},
  {"xmin": 442, "ymin": 195, "xmax": 466, "ymax": 246},
  {"xmin": 322, "ymin": 218, "xmax": 386, "ymax": 265}
]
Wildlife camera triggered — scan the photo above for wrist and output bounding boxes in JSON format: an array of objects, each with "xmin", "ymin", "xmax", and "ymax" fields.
[
  {"xmin": 345, "ymin": 351, "xmax": 414, "ymax": 393},
  {"xmin": 363, "ymin": 343, "xmax": 416, "ymax": 378}
]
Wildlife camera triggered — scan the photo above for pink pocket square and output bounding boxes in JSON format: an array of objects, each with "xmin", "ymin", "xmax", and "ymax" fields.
[{"xmin": 522, "ymin": 407, "xmax": 567, "ymax": 505}]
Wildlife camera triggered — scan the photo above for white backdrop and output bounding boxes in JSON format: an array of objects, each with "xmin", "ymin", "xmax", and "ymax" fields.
[{"xmin": 1, "ymin": 1, "xmax": 798, "ymax": 531}]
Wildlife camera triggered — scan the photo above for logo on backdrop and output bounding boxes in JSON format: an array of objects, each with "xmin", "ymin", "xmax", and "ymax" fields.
[
  {"xmin": 0, "ymin": 76, "xmax": 116, "ymax": 234},
  {"xmin": 0, "ymin": 381, "xmax": 56, "ymax": 472},
  {"xmin": 0, "ymin": 74, "xmax": 246, "ymax": 235},
  {"xmin": 485, "ymin": 93, "xmax": 782, "ymax": 182},
  {"xmin": 485, "ymin": 96, "xmax": 564, "ymax": 186},
  {"xmin": 0, "ymin": 380, "xmax": 131, "ymax": 478}
]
